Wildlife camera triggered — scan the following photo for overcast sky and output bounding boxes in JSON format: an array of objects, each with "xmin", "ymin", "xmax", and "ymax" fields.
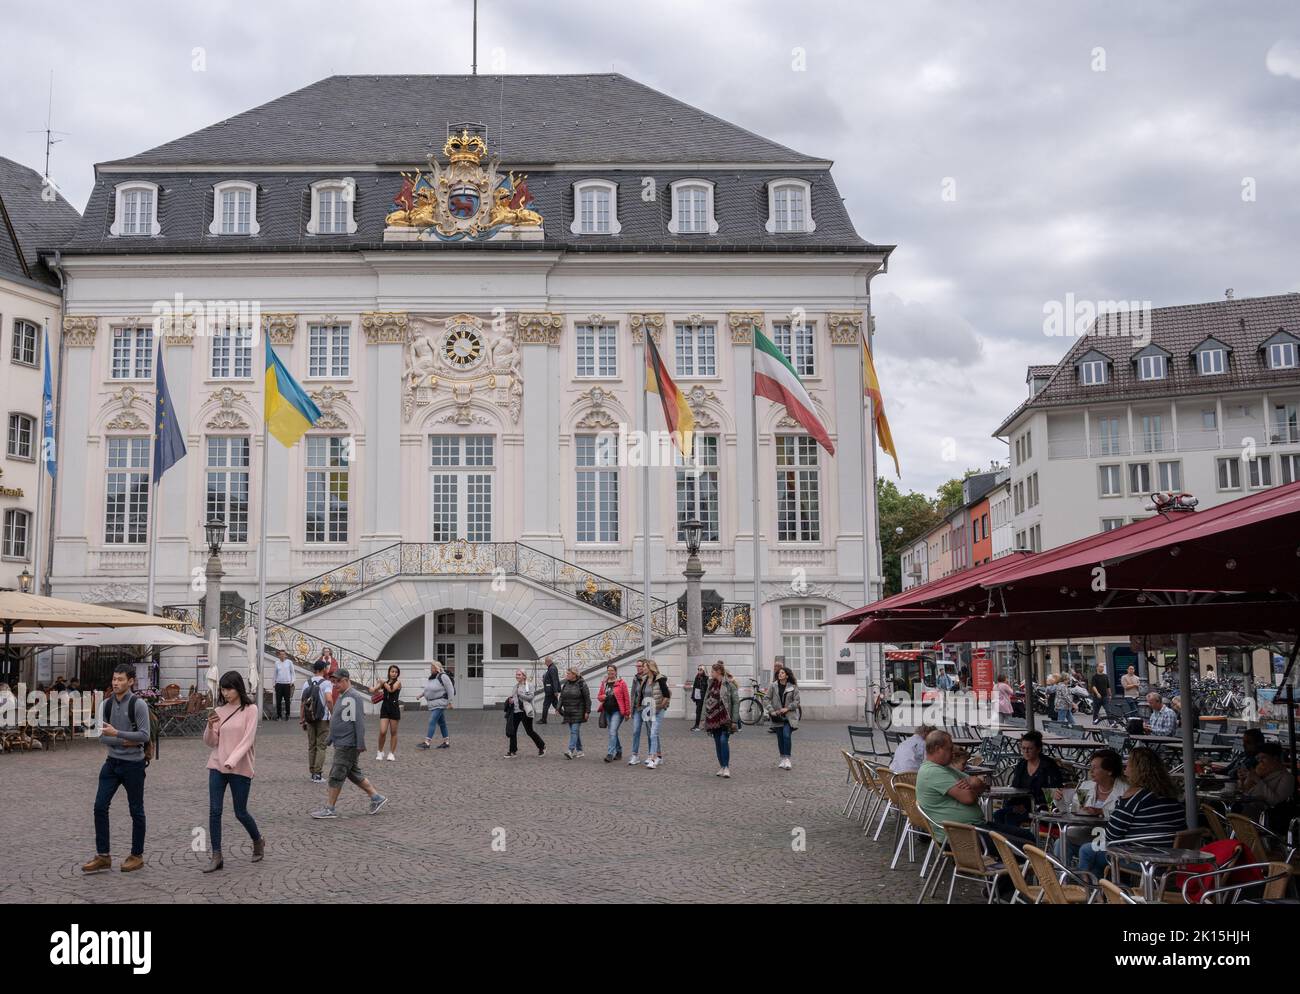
[{"xmin": 3, "ymin": 0, "xmax": 1298, "ymax": 497}]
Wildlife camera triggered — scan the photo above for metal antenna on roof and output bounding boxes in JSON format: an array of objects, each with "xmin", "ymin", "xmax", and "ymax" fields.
[
  {"xmin": 26, "ymin": 71, "xmax": 69, "ymax": 182},
  {"xmin": 472, "ymin": 0, "xmax": 478, "ymax": 76},
  {"xmin": 1225, "ymin": 288, "xmax": 1234, "ymax": 300}
]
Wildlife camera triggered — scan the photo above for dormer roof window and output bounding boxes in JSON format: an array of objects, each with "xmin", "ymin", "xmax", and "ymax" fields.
[
  {"xmin": 765, "ymin": 178, "xmax": 815, "ymax": 234},
  {"xmin": 209, "ymin": 180, "xmax": 260, "ymax": 236},
  {"xmin": 110, "ymin": 182, "xmax": 161, "ymax": 237}
]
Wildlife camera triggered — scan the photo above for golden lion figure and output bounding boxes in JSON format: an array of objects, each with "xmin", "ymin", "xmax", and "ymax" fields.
[{"xmin": 489, "ymin": 186, "xmax": 542, "ymax": 228}]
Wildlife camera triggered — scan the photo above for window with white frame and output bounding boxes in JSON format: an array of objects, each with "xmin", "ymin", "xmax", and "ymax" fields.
[
  {"xmin": 1029, "ymin": 524, "xmax": 1041, "ymax": 552},
  {"xmin": 1140, "ymin": 414, "xmax": 1163, "ymax": 453},
  {"xmin": 467, "ymin": 610, "xmax": 483, "ymax": 636},
  {"xmin": 1248, "ymin": 456, "xmax": 1273, "ymax": 488},
  {"xmin": 104, "ymin": 436, "xmax": 150, "ymax": 544},
  {"xmin": 435, "ymin": 611, "xmax": 456, "ymax": 636},
  {"xmin": 1201, "ymin": 409, "xmax": 1217, "ymax": 431},
  {"xmin": 1095, "ymin": 416, "xmax": 1122, "ymax": 456},
  {"xmin": 1079, "ymin": 360, "xmax": 1107, "ymax": 385},
  {"xmin": 1025, "ymin": 431, "xmax": 1032, "ymax": 459},
  {"xmin": 110, "ymin": 326, "xmax": 153, "ymax": 379},
  {"xmin": 1268, "ymin": 341, "xmax": 1298, "ymax": 370},
  {"xmin": 1027, "ymin": 472, "xmax": 1039, "ymax": 508},
  {"xmin": 1138, "ymin": 354, "xmax": 1167, "ymax": 380},
  {"xmin": 1198, "ymin": 348, "xmax": 1226, "ymax": 375},
  {"xmin": 766, "ymin": 179, "xmax": 815, "ymax": 234},
  {"xmin": 7, "ymin": 413, "xmax": 35, "ymax": 459},
  {"xmin": 571, "ymin": 180, "xmax": 620, "ymax": 234},
  {"xmin": 305, "ymin": 435, "xmax": 350, "ymax": 543},
  {"xmin": 1273, "ymin": 403, "xmax": 1299, "ymax": 444},
  {"xmin": 1101, "ymin": 517, "xmax": 1125, "ymax": 532},
  {"xmin": 1128, "ymin": 462, "xmax": 1152, "ymax": 495},
  {"xmin": 668, "ymin": 180, "xmax": 717, "ymax": 234},
  {"xmin": 772, "ymin": 320, "xmax": 815, "ymax": 377},
  {"xmin": 1013, "ymin": 481, "xmax": 1024, "ymax": 515},
  {"xmin": 676, "ymin": 434, "xmax": 719, "ymax": 543},
  {"xmin": 576, "ymin": 323, "xmax": 617, "ymax": 377},
  {"xmin": 209, "ymin": 180, "xmax": 259, "ymax": 235},
  {"xmin": 575, "ymin": 433, "xmax": 619, "ymax": 543},
  {"xmin": 308, "ymin": 323, "xmax": 350, "ymax": 378},
  {"xmin": 2, "ymin": 509, "xmax": 30, "ymax": 560},
  {"xmin": 1099, "ymin": 464, "xmax": 1122, "ymax": 497},
  {"xmin": 674, "ymin": 322, "xmax": 717, "ymax": 377},
  {"xmin": 111, "ymin": 182, "xmax": 160, "ymax": 236},
  {"xmin": 1280, "ymin": 453, "xmax": 1300, "ymax": 484},
  {"xmin": 429, "ymin": 434, "xmax": 495, "ymax": 542},
  {"xmin": 776, "ymin": 435, "xmax": 820, "ymax": 542},
  {"xmin": 780, "ymin": 605, "xmax": 825, "ymax": 683},
  {"xmin": 206, "ymin": 436, "xmax": 250, "ymax": 543},
  {"xmin": 11, "ymin": 319, "xmax": 39, "ymax": 366},
  {"xmin": 1217, "ymin": 456, "xmax": 1241, "ymax": 491},
  {"xmin": 308, "ymin": 179, "xmax": 357, "ymax": 235},
  {"xmin": 210, "ymin": 322, "xmax": 254, "ymax": 379},
  {"xmin": 1157, "ymin": 460, "xmax": 1181, "ymax": 491}
]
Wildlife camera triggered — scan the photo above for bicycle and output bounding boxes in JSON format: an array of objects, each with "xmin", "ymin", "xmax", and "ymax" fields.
[
  {"xmin": 865, "ymin": 684, "xmax": 893, "ymax": 729},
  {"xmin": 738, "ymin": 680, "xmax": 802, "ymax": 727}
]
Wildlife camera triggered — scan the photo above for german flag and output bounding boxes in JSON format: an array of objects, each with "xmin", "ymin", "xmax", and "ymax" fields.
[{"xmin": 645, "ymin": 333, "xmax": 694, "ymax": 458}]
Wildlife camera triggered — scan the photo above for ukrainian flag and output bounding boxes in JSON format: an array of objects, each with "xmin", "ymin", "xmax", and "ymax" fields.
[{"xmin": 264, "ymin": 337, "xmax": 321, "ymax": 447}]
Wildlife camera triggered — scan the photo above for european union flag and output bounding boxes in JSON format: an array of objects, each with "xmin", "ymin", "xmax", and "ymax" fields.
[
  {"xmin": 42, "ymin": 331, "xmax": 56, "ymax": 479},
  {"xmin": 153, "ymin": 345, "xmax": 186, "ymax": 483}
]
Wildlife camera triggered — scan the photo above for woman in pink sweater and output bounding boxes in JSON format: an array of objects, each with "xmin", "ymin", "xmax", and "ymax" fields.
[{"xmin": 201, "ymin": 671, "xmax": 264, "ymax": 873}]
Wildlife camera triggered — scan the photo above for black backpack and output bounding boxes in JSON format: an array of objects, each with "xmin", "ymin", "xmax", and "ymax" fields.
[
  {"xmin": 102, "ymin": 692, "xmax": 159, "ymax": 764},
  {"xmin": 301, "ymin": 679, "xmax": 325, "ymax": 723}
]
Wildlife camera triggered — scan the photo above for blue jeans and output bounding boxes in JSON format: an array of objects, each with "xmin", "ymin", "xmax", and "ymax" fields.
[
  {"xmin": 649, "ymin": 708, "xmax": 664, "ymax": 755},
  {"xmin": 1056, "ymin": 707, "xmax": 1074, "ymax": 725},
  {"xmin": 568, "ymin": 722, "xmax": 583, "ymax": 752},
  {"xmin": 208, "ymin": 768, "xmax": 259, "ymax": 854},
  {"xmin": 425, "ymin": 708, "xmax": 449, "ymax": 740},
  {"xmin": 775, "ymin": 722, "xmax": 793, "ymax": 757},
  {"xmin": 712, "ymin": 728, "xmax": 730, "ymax": 768},
  {"xmin": 1078, "ymin": 842, "xmax": 1109, "ymax": 878},
  {"xmin": 606, "ymin": 711, "xmax": 623, "ymax": 756},
  {"xmin": 94, "ymin": 757, "xmax": 146, "ymax": 856},
  {"xmin": 630, "ymin": 710, "xmax": 645, "ymax": 754}
]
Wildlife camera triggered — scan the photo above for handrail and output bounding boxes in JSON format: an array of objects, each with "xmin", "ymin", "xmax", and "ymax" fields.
[{"xmin": 252, "ymin": 541, "xmax": 673, "ymax": 627}]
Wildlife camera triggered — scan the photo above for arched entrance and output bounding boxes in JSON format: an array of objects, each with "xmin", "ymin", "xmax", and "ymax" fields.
[{"xmin": 378, "ymin": 608, "xmax": 539, "ymax": 708}]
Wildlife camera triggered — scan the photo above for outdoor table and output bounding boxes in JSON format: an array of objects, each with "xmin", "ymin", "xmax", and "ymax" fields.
[
  {"xmin": 950, "ymin": 737, "xmax": 982, "ymax": 748},
  {"xmin": 980, "ymin": 785, "xmax": 1027, "ymax": 821},
  {"xmin": 1032, "ymin": 810, "xmax": 1105, "ymax": 864},
  {"xmin": 1039, "ymin": 736, "xmax": 1097, "ymax": 750},
  {"xmin": 1105, "ymin": 842, "xmax": 1212, "ymax": 903}
]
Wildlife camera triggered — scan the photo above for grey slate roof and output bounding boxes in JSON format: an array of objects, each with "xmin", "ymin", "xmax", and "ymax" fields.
[
  {"xmin": 995, "ymin": 293, "xmax": 1300, "ymax": 435},
  {"xmin": 51, "ymin": 74, "xmax": 888, "ymax": 256},
  {"xmin": 0, "ymin": 156, "xmax": 82, "ymax": 289},
  {"xmin": 104, "ymin": 74, "xmax": 824, "ymax": 168}
]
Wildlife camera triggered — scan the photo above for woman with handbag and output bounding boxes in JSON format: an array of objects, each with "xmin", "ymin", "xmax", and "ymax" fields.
[
  {"xmin": 416, "ymin": 661, "xmax": 455, "ymax": 751},
  {"xmin": 596, "ymin": 664, "xmax": 631, "ymax": 762},
  {"xmin": 688, "ymin": 665, "xmax": 708, "ymax": 731},
  {"xmin": 374, "ymin": 665, "xmax": 402, "ymax": 762},
  {"xmin": 704, "ymin": 661, "xmax": 740, "ymax": 778},
  {"xmin": 558, "ymin": 666, "xmax": 592, "ymax": 759},
  {"xmin": 767, "ymin": 666, "xmax": 801, "ymax": 770},
  {"xmin": 201, "ymin": 671, "xmax": 263, "ymax": 873},
  {"xmin": 504, "ymin": 668, "xmax": 546, "ymax": 758}
]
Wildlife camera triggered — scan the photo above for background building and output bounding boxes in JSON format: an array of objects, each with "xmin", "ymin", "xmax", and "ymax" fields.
[{"xmin": 41, "ymin": 74, "xmax": 890, "ymax": 716}]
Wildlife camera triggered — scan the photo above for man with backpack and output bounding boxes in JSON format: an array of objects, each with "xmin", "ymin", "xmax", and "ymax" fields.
[
  {"xmin": 82, "ymin": 663, "xmax": 154, "ymax": 874},
  {"xmin": 300, "ymin": 660, "xmax": 333, "ymax": 784}
]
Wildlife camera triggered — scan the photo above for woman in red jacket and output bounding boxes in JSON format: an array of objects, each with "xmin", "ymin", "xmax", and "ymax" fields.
[{"xmin": 596, "ymin": 664, "xmax": 632, "ymax": 763}]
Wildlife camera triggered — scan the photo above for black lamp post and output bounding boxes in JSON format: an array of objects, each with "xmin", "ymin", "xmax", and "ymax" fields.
[
  {"xmin": 203, "ymin": 516, "xmax": 226, "ymax": 667},
  {"xmin": 17, "ymin": 567, "xmax": 33, "ymax": 594},
  {"xmin": 683, "ymin": 518, "xmax": 704, "ymax": 558},
  {"xmin": 682, "ymin": 518, "xmax": 705, "ymax": 688}
]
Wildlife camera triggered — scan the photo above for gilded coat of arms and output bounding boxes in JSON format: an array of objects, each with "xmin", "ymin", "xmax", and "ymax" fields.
[{"xmin": 385, "ymin": 130, "xmax": 543, "ymax": 241}]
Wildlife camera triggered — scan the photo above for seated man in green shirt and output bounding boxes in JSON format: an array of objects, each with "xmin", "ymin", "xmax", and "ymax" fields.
[{"xmin": 915, "ymin": 730, "xmax": 1033, "ymax": 846}]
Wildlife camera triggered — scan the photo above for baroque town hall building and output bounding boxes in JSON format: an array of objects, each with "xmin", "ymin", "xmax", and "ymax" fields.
[{"xmin": 45, "ymin": 75, "xmax": 889, "ymax": 715}]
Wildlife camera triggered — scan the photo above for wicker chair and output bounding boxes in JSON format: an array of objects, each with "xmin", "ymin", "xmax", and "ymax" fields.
[
  {"xmin": 1227, "ymin": 813, "xmax": 1291, "ymax": 865},
  {"xmin": 890, "ymin": 781, "xmax": 934, "ymax": 872},
  {"xmin": 1181, "ymin": 861, "xmax": 1293, "ymax": 904},
  {"xmin": 855, "ymin": 759, "xmax": 886, "ymax": 829},
  {"xmin": 989, "ymin": 832, "xmax": 1044, "ymax": 905},
  {"xmin": 928, "ymin": 822, "xmax": 1007, "ymax": 904},
  {"xmin": 1023, "ymin": 844, "xmax": 1092, "ymax": 904},
  {"xmin": 1098, "ymin": 878, "xmax": 1142, "ymax": 904},
  {"xmin": 841, "ymin": 750, "xmax": 864, "ymax": 816},
  {"xmin": 1201, "ymin": 803, "xmax": 1230, "ymax": 842},
  {"xmin": 871, "ymin": 764, "xmax": 904, "ymax": 843}
]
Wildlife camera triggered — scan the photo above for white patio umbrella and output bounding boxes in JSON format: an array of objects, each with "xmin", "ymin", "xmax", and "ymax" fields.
[{"xmin": 17, "ymin": 626, "xmax": 207, "ymax": 647}]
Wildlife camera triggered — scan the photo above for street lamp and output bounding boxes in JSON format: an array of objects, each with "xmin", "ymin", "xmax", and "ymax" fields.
[
  {"xmin": 17, "ymin": 567, "xmax": 33, "ymax": 594},
  {"xmin": 205, "ymin": 516, "xmax": 227, "ymax": 557},
  {"xmin": 682, "ymin": 518, "xmax": 705, "ymax": 713},
  {"xmin": 203, "ymin": 516, "xmax": 227, "ymax": 682}
]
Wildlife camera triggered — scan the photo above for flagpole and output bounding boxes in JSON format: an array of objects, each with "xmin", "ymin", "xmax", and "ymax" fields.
[
  {"xmin": 857, "ymin": 323, "xmax": 872, "ymax": 715},
  {"xmin": 145, "ymin": 341, "xmax": 161, "ymax": 618},
  {"xmin": 257, "ymin": 408, "xmax": 270, "ymax": 717},
  {"xmin": 641, "ymin": 342, "xmax": 652, "ymax": 663},
  {"xmin": 750, "ymin": 335, "xmax": 763, "ymax": 689},
  {"xmin": 33, "ymin": 325, "xmax": 48, "ymax": 595}
]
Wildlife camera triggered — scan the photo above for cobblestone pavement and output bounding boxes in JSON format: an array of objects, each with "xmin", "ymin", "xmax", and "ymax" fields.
[{"xmin": 0, "ymin": 713, "xmax": 976, "ymax": 904}]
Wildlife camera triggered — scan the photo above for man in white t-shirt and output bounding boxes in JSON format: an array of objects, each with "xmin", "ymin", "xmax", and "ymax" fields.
[
  {"xmin": 273, "ymin": 651, "xmax": 296, "ymax": 721},
  {"xmin": 890, "ymin": 724, "xmax": 936, "ymax": 774}
]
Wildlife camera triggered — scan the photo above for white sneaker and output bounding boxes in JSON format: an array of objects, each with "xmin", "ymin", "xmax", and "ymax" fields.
[
  {"xmin": 715, "ymin": 768, "xmax": 725, "ymax": 777},
  {"xmin": 721, "ymin": 768, "xmax": 731, "ymax": 778},
  {"xmin": 644, "ymin": 758, "xmax": 659, "ymax": 770},
  {"xmin": 627, "ymin": 755, "xmax": 640, "ymax": 766},
  {"xmin": 575, "ymin": 750, "xmax": 585, "ymax": 759},
  {"xmin": 386, "ymin": 753, "xmax": 396, "ymax": 762},
  {"xmin": 785, "ymin": 758, "xmax": 793, "ymax": 770},
  {"xmin": 376, "ymin": 751, "xmax": 384, "ymax": 762}
]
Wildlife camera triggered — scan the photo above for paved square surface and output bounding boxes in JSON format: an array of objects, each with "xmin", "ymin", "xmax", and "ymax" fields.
[{"xmin": 0, "ymin": 712, "xmax": 972, "ymax": 903}]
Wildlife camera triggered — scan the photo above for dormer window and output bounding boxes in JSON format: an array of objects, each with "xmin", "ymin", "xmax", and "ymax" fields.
[
  {"xmin": 570, "ymin": 179, "xmax": 620, "ymax": 235},
  {"xmin": 210, "ymin": 180, "xmax": 259, "ymax": 235},
  {"xmin": 766, "ymin": 179, "xmax": 815, "ymax": 234},
  {"xmin": 1137, "ymin": 354, "xmax": 1166, "ymax": 380},
  {"xmin": 1198, "ymin": 348, "xmax": 1226, "ymax": 375},
  {"xmin": 307, "ymin": 179, "xmax": 357, "ymax": 235},
  {"xmin": 1268, "ymin": 341, "xmax": 1298, "ymax": 369},
  {"xmin": 110, "ymin": 182, "xmax": 160, "ymax": 237},
  {"xmin": 668, "ymin": 180, "xmax": 718, "ymax": 235},
  {"xmin": 1079, "ymin": 360, "xmax": 1107, "ymax": 385}
]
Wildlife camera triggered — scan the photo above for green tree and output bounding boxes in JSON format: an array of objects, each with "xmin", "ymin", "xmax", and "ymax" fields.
[
  {"xmin": 877, "ymin": 478, "xmax": 941, "ymax": 596},
  {"xmin": 935, "ymin": 468, "xmax": 982, "ymax": 512}
]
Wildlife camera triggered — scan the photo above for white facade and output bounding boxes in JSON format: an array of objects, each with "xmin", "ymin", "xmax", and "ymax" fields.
[{"xmin": 989, "ymin": 479, "xmax": 1014, "ymax": 558}]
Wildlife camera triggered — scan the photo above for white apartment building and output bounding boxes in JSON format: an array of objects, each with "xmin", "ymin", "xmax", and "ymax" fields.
[{"xmin": 0, "ymin": 157, "xmax": 81, "ymax": 595}]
